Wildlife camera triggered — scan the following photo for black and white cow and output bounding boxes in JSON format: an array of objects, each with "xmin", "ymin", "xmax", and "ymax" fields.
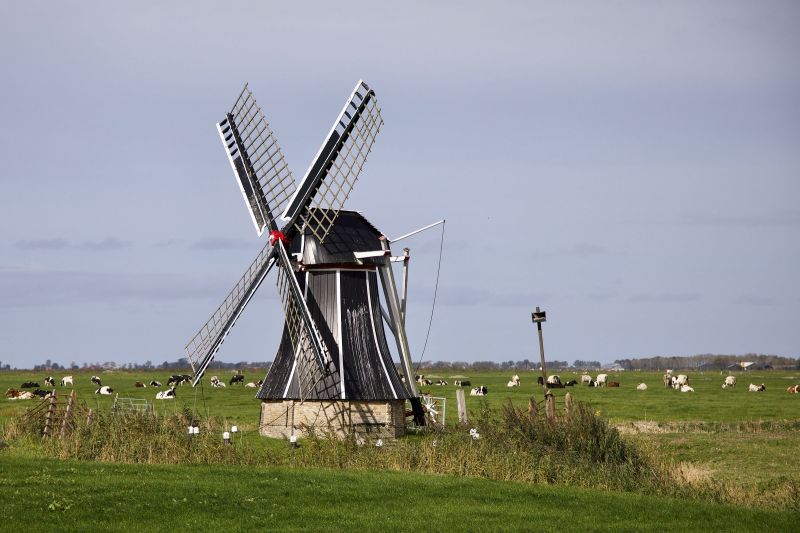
[
  {"xmin": 44, "ymin": 376, "xmax": 55, "ymax": 387},
  {"xmin": 230, "ymin": 375, "xmax": 245, "ymax": 386},
  {"xmin": 156, "ymin": 387, "xmax": 176, "ymax": 400},
  {"xmin": 91, "ymin": 376, "xmax": 102, "ymax": 387},
  {"xmin": 95, "ymin": 386, "xmax": 114, "ymax": 395}
]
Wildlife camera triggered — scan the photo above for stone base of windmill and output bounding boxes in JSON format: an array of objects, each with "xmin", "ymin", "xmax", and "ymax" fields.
[{"xmin": 259, "ymin": 399, "xmax": 407, "ymax": 440}]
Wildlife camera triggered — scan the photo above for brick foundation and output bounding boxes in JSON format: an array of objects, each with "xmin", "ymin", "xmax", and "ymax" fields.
[{"xmin": 259, "ymin": 399, "xmax": 407, "ymax": 439}]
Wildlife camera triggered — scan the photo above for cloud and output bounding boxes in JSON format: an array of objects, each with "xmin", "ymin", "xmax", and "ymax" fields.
[
  {"xmin": 731, "ymin": 294, "xmax": 776, "ymax": 306},
  {"xmin": 15, "ymin": 238, "xmax": 70, "ymax": 250},
  {"xmin": 153, "ymin": 238, "xmax": 186, "ymax": 248},
  {"xmin": 628, "ymin": 292, "xmax": 701, "ymax": 303},
  {"xmin": 0, "ymin": 267, "xmax": 269, "ymax": 308},
  {"xmin": 437, "ymin": 285, "xmax": 550, "ymax": 307},
  {"xmin": 14, "ymin": 237, "xmax": 132, "ymax": 251},
  {"xmin": 189, "ymin": 238, "xmax": 255, "ymax": 251},
  {"xmin": 75, "ymin": 237, "xmax": 132, "ymax": 251}
]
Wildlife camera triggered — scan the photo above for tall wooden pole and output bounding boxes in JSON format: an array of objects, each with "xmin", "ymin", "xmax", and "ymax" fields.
[{"xmin": 532, "ymin": 307, "xmax": 548, "ymax": 399}]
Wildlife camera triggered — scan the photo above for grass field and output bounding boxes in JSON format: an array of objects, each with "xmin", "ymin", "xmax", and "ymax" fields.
[
  {"xmin": 2, "ymin": 367, "xmax": 799, "ymax": 528},
  {"xmin": 1, "ymin": 456, "xmax": 796, "ymax": 532}
]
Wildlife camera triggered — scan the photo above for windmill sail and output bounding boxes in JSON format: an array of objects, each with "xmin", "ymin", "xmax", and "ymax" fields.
[
  {"xmin": 274, "ymin": 240, "xmax": 336, "ymax": 398},
  {"xmin": 219, "ymin": 85, "xmax": 295, "ymax": 236},
  {"xmin": 282, "ymin": 80, "xmax": 383, "ymax": 243},
  {"xmin": 185, "ymin": 239, "xmax": 275, "ymax": 385}
]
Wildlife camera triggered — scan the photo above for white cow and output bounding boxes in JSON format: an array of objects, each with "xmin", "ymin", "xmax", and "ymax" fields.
[
  {"xmin": 722, "ymin": 376, "xmax": 737, "ymax": 389},
  {"xmin": 680, "ymin": 385, "xmax": 694, "ymax": 392},
  {"xmin": 748, "ymin": 383, "xmax": 765, "ymax": 392},
  {"xmin": 60, "ymin": 375, "xmax": 73, "ymax": 387},
  {"xmin": 595, "ymin": 374, "xmax": 608, "ymax": 387},
  {"xmin": 580, "ymin": 374, "xmax": 592, "ymax": 385},
  {"xmin": 210, "ymin": 376, "xmax": 226, "ymax": 388},
  {"xmin": 95, "ymin": 386, "xmax": 114, "ymax": 395},
  {"xmin": 507, "ymin": 375, "xmax": 521, "ymax": 387},
  {"xmin": 156, "ymin": 387, "xmax": 176, "ymax": 399},
  {"xmin": 245, "ymin": 382, "xmax": 257, "ymax": 388},
  {"xmin": 546, "ymin": 375, "xmax": 562, "ymax": 386},
  {"xmin": 636, "ymin": 383, "xmax": 648, "ymax": 391},
  {"xmin": 672, "ymin": 375, "xmax": 689, "ymax": 389}
]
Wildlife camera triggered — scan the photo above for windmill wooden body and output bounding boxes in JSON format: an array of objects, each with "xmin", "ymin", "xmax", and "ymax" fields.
[{"xmin": 185, "ymin": 81, "xmax": 423, "ymax": 439}]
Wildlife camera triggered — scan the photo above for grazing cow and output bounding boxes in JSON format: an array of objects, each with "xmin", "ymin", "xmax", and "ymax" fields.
[
  {"xmin": 546, "ymin": 375, "xmax": 562, "ymax": 386},
  {"xmin": 580, "ymin": 374, "xmax": 592, "ymax": 385},
  {"xmin": 748, "ymin": 383, "xmax": 766, "ymax": 392},
  {"xmin": 44, "ymin": 376, "xmax": 55, "ymax": 387},
  {"xmin": 230, "ymin": 374, "xmax": 245, "ymax": 386},
  {"xmin": 167, "ymin": 375, "xmax": 185, "ymax": 386},
  {"xmin": 134, "ymin": 381, "xmax": 146, "ymax": 388},
  {"xmin": 680, "ymin": 385, "xmax": 695, "ymax": 392},
  {"xmin": 671, "ymin": 375, "xmax": 689, "ymax": 389},
  {"xmin": 245, "ymin": 382, "xmax": 257, "ymax": 388},
  {"xmin": 595, "ymin": 374, "xmax": 608, "ymax": 387},
  {"xmin": 91, "ymin": 376, "xmax": 102, "ymax": 387},
  {"xmin": 210, "ymin": 376, "xmax": 226, "ymax": 388},
  {"xmin": 470, "ymin": 386, "xmax": 488, "ymax": 396},
  {"xmin": 722, "ymin": 376, "xmax": 737, "ymax": 389},
  {"xmin": 666, "ymin": 369, "xmax": 673, "ymax": 377},
  {"xmin": 156, "ymin": 387, "xmax": 176, "ymax": 400},
  {"xmin": 564, "ymin": 379, "xmax": 578, "ymax": 387},
  {"xmin": 150, "ymin": 380, "xmax": 162, "ymax": 387},
  {"xmin": 21, "ymin": 381, "xmax": 40, "ymax": 389},
  {"xmin": 60, "ymin": 375, "xmax": 73, "ymax": 387},
  {"xmin": 95, "ymin": 386, "xmax": 114, "ymax": 395},
  {"xmin": 607, "ymin": 381, "xmax": 620, "ymax": 388},
  {"xmin": 786, "ymin": 385, "xmax": 800, "ymax": 394},
  {"xmin": 636, "ymin": 383, "xmax": 648, "ymax": 391},
  {"xmin": 454, "ymin": 380, "xmax": 471, "ymax": 387}
]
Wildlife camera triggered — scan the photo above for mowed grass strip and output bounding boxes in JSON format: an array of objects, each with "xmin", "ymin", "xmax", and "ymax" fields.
[{"xmin": 0, "ymin": 457, "xmax": 795, "ymax": 532}]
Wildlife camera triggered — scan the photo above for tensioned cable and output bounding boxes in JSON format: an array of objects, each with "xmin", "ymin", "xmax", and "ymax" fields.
[{"xmin": 413, "ymin": 220, "xmax": 445, "ymax": 373}]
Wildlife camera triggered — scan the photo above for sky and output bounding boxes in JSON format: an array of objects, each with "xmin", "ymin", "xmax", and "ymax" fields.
[{"xmin": 0, "ymin": 1, "xmax": 798, "ymax": 369}]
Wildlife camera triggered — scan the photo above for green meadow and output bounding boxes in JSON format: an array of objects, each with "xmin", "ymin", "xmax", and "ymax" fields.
[{"xmin": 2, "ymin": 368, "xmax": 799, "ymax": 530}]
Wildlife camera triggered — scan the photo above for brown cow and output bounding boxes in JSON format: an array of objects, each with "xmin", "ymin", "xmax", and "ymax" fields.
[
  {"xmin": 607, "ymin": 381, "xmax": 620, "ymax": 388},
  {"xmin": 787, "ymin": 384, "xmax": 800, "ymax": 394}
]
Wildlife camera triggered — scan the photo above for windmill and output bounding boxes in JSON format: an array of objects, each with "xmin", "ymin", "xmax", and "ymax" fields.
[{"xmin": 184, "ymin": 80, "xmax": 425, "ymax": 439}]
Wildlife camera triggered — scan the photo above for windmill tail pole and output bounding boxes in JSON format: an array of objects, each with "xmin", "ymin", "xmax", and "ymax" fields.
[{"xmin": 389, "ymin": 219, "xmax": 445, "ymax": 243}]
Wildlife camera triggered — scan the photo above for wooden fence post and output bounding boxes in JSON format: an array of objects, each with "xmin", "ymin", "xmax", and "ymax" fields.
[
  {"xmin": 59, "ymin": 390, "xmax": 75, "ymax": 438},
  {"xmin": 528, "ymin": 397, "xmax": 538, "ymax": 419},
  {"xmin": 456, "ymin": 388, "xmax": 467, "ymax": 425},
  {"xmin": 545, "ymin": 393, "xmax": 555, "ymax": 421},
  {"xmin": 564, "ymin": 392, "xmax": 573, "ymax": 415},
  {"xmin": 43, "ymin": 394, "xmax": 57, "ymax": 437}
]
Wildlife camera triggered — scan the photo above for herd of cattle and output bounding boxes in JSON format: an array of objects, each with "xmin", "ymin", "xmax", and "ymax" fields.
[
  {"xmin": 5, "ymin": 373, "xmax": 258, "ymax": 401},
  {"xmin": 6, "ymin": 371, "xmax": 800, "ymax": 401}
]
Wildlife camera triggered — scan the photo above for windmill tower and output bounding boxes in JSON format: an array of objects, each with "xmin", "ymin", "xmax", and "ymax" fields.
[{"xmin": 184, "ymin": 80, "xmax": 424, "ymax": 439}]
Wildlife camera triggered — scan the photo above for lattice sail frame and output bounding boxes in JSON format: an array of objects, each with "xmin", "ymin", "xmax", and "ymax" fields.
[
  {"xmin": 274, "ymin": 241, "xmax": 335, "ymax": 399},
  {"xmin": 219, "ymin": 84, "xmax": 296, "ymax": 235},
  {"xmin": 284, "ymin": 81, "xmax": 383, "ymax": 244},
  {"xmin": 184, "ymin": 239, "xmax": 275, "ymax": 378}
]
